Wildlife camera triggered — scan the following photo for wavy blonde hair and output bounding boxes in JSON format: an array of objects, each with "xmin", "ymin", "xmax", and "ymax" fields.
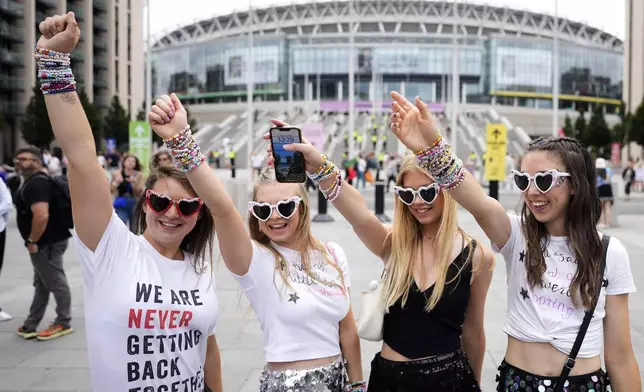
[
  {"xmin": 248, "ymin": 167, "xmax": 346, "ymax": 297},
  {"xmin": 381, "ymin": 154, "xmax": 474, "ymax": 312}
]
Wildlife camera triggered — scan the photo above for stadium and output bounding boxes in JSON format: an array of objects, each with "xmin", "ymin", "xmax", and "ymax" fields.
[{"xmin": 150, "ymin": 0, "xmax": 624, "ymax": 167}]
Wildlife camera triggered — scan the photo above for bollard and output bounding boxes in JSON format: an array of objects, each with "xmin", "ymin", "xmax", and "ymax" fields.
[
  {"xmin": 312, "ymin": 189, "xmax": 334, "ymax": 222},
  {"xmin": 489, "ymin": 180, "xmax": 499, "ymax": 200},
  {"xmin": 230, "ymin": 158, "xmax": 236, "ymax": 178},
  {"xmin": 374, "ymin": 180, "xmax": 390, "ymax": 222}
]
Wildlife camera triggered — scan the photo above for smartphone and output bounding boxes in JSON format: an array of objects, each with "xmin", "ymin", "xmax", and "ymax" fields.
[{"xmin": 269, "ymin": 126, "xmax": 306, "ymax": 183}]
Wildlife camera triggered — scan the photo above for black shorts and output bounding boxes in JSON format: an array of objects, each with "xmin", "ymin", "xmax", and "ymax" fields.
[
  {"xmin": 496, "ymin": 360, "xmax": 609, "ymax": 392},
  {"xmin": 367, "ymin": 349, "xmax": 481, "ymax": 392}
]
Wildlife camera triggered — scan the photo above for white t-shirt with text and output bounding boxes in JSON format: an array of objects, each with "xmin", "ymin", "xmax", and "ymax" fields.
[
  {"xmin": 74, "ymin": 212, "xmax": 219, "ymax": 392},
  {"xmin": 494, "ymin": 214, "xmax": 636, "ymax": 358},
  {"xmin": 232, "ymin": 241, "xmax": 351, "ymax": 362}
]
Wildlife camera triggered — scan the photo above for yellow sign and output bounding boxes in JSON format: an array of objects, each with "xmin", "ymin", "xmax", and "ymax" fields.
[{"xmin": 485, "ymin": 123, "xmax": 508, "ymax": 181}]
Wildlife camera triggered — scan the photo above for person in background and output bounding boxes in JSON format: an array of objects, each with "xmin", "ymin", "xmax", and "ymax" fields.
[
  {"xmin": 595, "ymin": 158, "xmax": 614, "ymax": 228},
  {"xmin": 110, "ymin": 154, "xmax": 145, "ymax": 230},
  {"xmin": 12, "ymin": 147, "xmax": 73, "ymax": 340},
  {"xmin": 622, "ymin": 158, "xmax": 635, "ymax": 201},
  {"xmin": 0, "ymin": 178, "xmax": 12, "ymax": 321},
  {"xmin": 150, "ymin": 150, "xmax": 172, "ymax": 170},
  {"xmin": 48, "ymin": 146, "xmax": 63, "ymax": 177}
]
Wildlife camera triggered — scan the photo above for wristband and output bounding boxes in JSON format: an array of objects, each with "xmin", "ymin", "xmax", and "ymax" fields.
[{"xmin": 163, "ymin": 125, "xmax": 206, "ymax": 173}]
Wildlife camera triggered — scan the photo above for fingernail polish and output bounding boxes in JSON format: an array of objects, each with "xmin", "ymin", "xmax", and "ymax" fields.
[
  {"xmin": 169, "ymin": 109, "xmax": 174, "ymax": 117},
  {"xmin": 164, "ymin": 116, "xmax": 171, "ymax": 123}
]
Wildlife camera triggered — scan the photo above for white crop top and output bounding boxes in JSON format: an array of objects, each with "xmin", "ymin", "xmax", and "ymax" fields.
[
  {"xmin": 231, "ymin": 241, "xmax": 351, "ymax": 362},
  {"xmin": 493, "ymin": 214, "xmax": 636, "ymax": 358}
]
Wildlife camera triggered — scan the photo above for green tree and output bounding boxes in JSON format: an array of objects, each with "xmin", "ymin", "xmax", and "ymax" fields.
[
  {"xmin": 563, "ymin": 115, "xmax": 574, "ymax": 138},
  {"xmin": 586, "ymin": 105, "xmax": 612, "ymax": 155},
  {"xmin": 21, "ymin": 85, "xmax": 54, "ymax": 148},
  {"xmin": 103, "ymin": 96, "xmax": 130, "ymax": 148},
  {"xmin": 573, "ymin": 110, "xmax": 587, "ymax": 146},
  {"xmin": 78, "ymin": 90, "xmax": 104, "ymax": 151},
  {"xmin": 631, "ymin": 99, "xmax": 644, "ymax": 147}
]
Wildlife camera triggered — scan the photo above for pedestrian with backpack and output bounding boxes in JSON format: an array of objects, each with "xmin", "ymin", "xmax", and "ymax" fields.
[{"xmin": 12, "ymin": 146, "xmax": 74, "ymax": 341}]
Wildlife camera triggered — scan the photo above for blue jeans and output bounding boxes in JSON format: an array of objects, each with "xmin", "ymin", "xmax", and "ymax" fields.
[{"xmin": 115, "ymin": 197, "xmax": 136, "ymax": 231}]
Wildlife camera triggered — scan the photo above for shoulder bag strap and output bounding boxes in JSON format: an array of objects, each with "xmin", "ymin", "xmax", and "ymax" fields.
[{"xmin": 554, "ymin": 235, "xmax": 610, "ymax": 392}]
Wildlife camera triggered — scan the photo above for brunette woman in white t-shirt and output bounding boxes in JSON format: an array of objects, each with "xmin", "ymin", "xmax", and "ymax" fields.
[
  {"xmin": 36, "ymin": 14, "xmax": 222, "ymax": 392},
  {"xmin": 270, "ymin": 120, "xmax": 495, "ymax": 392},
  {"xmin": 148, "ymin": 95, "xmax": 365, "ymax": 391},
  {"xmin": 387, "ymin": 92, "xmax": 641, "ymax": 392}
]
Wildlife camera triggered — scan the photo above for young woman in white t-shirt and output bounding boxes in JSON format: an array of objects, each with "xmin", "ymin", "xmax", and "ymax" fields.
[
  {"xmin": 148, "ymin": 95, "xmax": 365, "ymax": 391},
  {"xmin": 36, "ymin": 14, "xmax": 222, "ymax": 392},
  {"xmin": 387, "ymin": 92, "xmax": 641, "ymax": 391},
  {"xmin": 269, "ymin": 119, "xmax": 495, "ymax": 391}
]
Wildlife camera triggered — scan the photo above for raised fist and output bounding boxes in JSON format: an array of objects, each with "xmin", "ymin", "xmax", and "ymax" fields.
[{"xmin": 36, "ymin": 12, "xmax": 81, "ymax": 54}]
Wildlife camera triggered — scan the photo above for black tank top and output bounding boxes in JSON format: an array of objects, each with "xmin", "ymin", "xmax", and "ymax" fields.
[
  {"xmin": 382, "ymin": 240, "xmax": 476, "ymax": 359},
  {"xmin": 117, "ymin": 169, "xmax": 135, "ymax": 197}
]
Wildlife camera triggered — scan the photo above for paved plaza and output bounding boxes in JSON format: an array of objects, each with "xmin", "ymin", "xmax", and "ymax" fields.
[{"xmin": 0, "ymin": 186, "xmax": 643, "ymax": 391}]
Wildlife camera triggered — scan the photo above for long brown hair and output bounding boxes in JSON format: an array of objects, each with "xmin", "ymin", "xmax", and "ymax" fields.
[
  {"xmin": 521, "ymin": 137, "xmax": 602, "ymax": 308},
  {"xmin": 381, "ymin": 154, "xmax": 474, "ymax": 312},
  {"xmin": 132, "ymin": 165, "xmax": 215, "ymax": 274},
  {"xmin": 248, "ymin": 167, "xmax": 346, "ymax": 297}
]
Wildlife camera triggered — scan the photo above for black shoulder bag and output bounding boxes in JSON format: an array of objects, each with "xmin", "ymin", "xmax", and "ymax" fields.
[{"xmin": 554, "ymin": 235, "xmax": 610, "ymax": 392}]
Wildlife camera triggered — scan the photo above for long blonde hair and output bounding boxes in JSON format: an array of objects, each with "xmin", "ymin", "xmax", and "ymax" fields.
[
  {"xmin": 381, "ymin": 155, "xmax": 474, "ymax": 312},
  {"xmin": 248, "ymin": 167, "xmax": 346, "ymax": 297}
]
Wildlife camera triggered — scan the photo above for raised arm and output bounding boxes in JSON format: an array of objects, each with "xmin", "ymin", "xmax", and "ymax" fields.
[
  {"xmin": 37, "ymin": 13, "xmax": 112, "ymax": 251},
  {"xmin": 268, "ymin": 119, "xmax": 391, "ymax": 260},
  {"xmin": 389, "ymin": 92, "xmax": 511, "ymax": 249},
  {"xmin": 148, "ymin": 94, "xmax": 252, "ymax": 276}
]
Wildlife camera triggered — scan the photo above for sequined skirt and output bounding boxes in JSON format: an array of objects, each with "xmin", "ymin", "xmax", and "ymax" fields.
[
  {"xmin": 259, "ymin": 356, "xmax": 348, "ymax": 392},
  {"xmin": 496, "ymin": 360, "xmax": 609, "ymax": 392},
  {"xmin": 367, "ymin": 349, "xmax": 481, "ymax": 392}
]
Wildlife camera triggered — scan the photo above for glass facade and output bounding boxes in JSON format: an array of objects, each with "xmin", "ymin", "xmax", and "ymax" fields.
[{"xmin": 152, "ymin": 34, "xmax": 623, "ymax": 109}]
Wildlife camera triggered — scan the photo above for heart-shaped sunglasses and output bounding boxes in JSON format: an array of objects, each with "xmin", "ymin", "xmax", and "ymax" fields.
[
  {"xmin": 146, "ymin": 190, "xmax": 204, "ymax": 217},
  {"xmin": 511, "ymin": 169, "xmax": 570, "ymax": 193},
  {"xmin": 393, "ymin": 184, "xmax": 441, "ymax": 205},
  {"xmin": 248, "ymin": 196, "xmax": 302, "ymax": 221}
]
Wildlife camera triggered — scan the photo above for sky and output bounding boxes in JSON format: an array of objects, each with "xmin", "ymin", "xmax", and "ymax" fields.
[{"xmin": 148, "ymin": 0, "xmax": 625, "ymax": 41}]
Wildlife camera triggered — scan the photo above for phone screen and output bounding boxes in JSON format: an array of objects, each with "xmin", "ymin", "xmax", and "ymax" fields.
[{"xmin": 270, "ymin": 127, "xmax": 306, "ymax": 183}]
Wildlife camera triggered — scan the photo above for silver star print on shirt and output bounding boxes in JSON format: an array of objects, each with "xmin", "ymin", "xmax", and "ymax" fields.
[{"xmin": 288, "ymin": 293, "xmax": 300, "ymax": 304}]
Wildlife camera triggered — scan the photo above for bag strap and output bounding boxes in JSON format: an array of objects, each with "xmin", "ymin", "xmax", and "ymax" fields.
[{"xmin": 554, "ymin": 235, "xmax": 610, "ymax": 392}]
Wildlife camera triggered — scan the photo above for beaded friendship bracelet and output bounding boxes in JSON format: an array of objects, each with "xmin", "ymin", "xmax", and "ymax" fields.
[
  {"xmin": 162, "ymin": 125, "xmax": 206, "ymax": 173},
  {"xmin": 347, "ymin": 381, "xmax": 368, "ymax": 392},
  {"xmin": 415, "ymin": 136, "xmax": 466, "ymax": 190},
  {"xmin": 34, "ymin": 47, "xmax": 76, "ymax": 95}
]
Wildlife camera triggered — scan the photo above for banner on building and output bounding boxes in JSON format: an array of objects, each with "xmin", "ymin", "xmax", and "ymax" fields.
[
  {"xmin": 129, "ymin": 121, "xmax": 152, "ymax": 176},
  {"xmin": 224, "ymin": 46, "xmax": 279, "ymax": 86},
  {"xmin": 301, "ymin": 123, "xmax": 325, "ymax": 152},
  {"xmin": 611, "ymin": 142, "xmax": 621, "ymax": 166}
]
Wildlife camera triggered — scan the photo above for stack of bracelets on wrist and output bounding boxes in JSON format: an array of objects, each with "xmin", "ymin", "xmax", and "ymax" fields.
[
  {"xmin": 34, "ymin": 47, "xmax": 76, "ymax": 95},
  {"xmin": 415, "ymin": 136, "xmax": 466, "ymax": 189},
  {"xmin": 163, "ymin": 125, "xmax": 206, "ymax": 173},
  {"xmin": 346, "ymin": 381, "xmax": 367, "ymax": 392},
  {"xmin": 307, "ymin": 155, "xmax": 343, "ymax": 202}
]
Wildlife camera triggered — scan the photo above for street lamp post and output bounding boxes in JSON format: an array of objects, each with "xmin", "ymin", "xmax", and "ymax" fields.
[
  {"xmin": 348, "ymin": 0, "xmax": 355, "ymax": 159},
  {"xmin": 247, "ymin": 0, "xmax": 254, "ymax": 178},
  {"xmin": 450, "ymin": 0, "xmax": 460, "ymax": 157},
  {"xmin": 552, "ymin": 0, "xmax": 560, "ymax": 137}
]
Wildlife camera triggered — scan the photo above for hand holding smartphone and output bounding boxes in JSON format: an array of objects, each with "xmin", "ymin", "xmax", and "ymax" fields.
[{"xmin": 269, "ymin": 126, "xmax": 306, "ymax": 183}]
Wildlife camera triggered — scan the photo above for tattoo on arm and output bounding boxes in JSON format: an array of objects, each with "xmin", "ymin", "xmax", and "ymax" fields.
[{"xmin": 60, "ymin": 92, "xmax": 78, "ymax": 105}]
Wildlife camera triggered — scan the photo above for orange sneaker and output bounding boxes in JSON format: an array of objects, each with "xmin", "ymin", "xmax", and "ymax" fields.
[
  {"xmin": 36, "ymin": 324, "xmax": 74, "ymax": 341},
  {"xmin": 17, "ymin": 326, "xmax": 37, "ymax": 340}
]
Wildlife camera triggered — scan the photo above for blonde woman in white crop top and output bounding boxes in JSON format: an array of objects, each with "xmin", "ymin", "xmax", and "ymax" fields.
[
  {"xmin": 149, "ymin": 96, "xmax": 365, "ymax": 392},
  {"xmin": 387, "ymin": 92, "xmax": 640, "ymax": 392}
]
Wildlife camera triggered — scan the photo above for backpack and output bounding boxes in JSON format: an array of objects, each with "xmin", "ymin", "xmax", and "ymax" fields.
[{"xmin": 21, "ymin": 173, "xmax": 74, "ymax": 230}]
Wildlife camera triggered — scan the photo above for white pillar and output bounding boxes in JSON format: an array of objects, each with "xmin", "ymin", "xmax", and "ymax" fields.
[
  {"xmin": 338, "ymin": 80, "xmax": 343, "ymax": 100},
  {"xmin": 450, "ymin": 0, "xmax": 460, "ymax": 156},
  {"xmin": 400, "ymin": 80, "xmax": 406, "ymax": 98}
]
